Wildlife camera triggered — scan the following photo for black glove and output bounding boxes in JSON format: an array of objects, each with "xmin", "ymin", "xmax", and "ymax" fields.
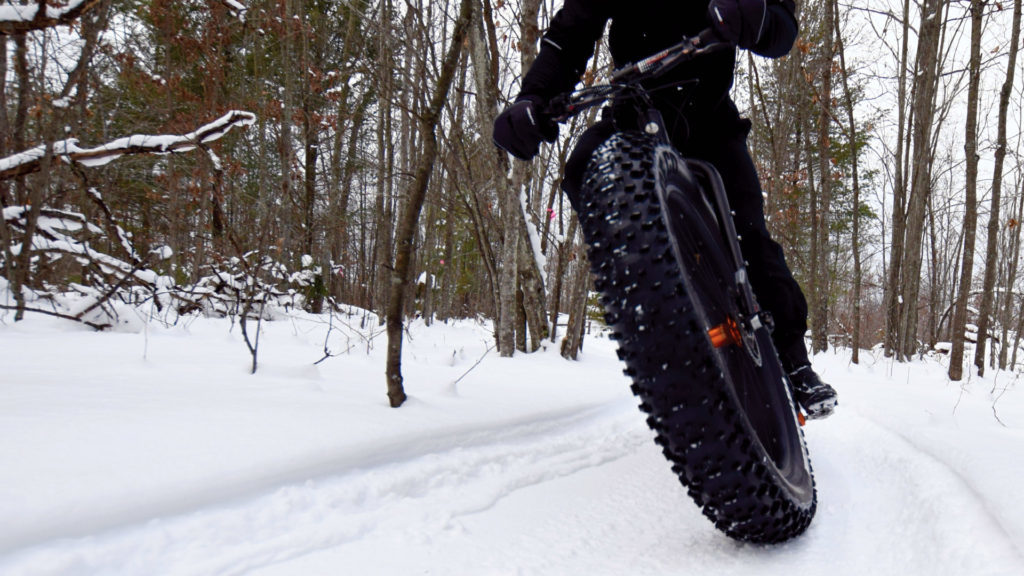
[
  {"xmin": 492, "ymin": 96, "xmax": 558, "ymax": 161},
  {"xmin": 707, "ymin": 0, "xmax": 767, "ymax": 49}
]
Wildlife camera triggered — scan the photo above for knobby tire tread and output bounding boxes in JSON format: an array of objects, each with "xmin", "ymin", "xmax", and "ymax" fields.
[{"xmin": 578, "ymin": 133, "xmax": 816, "ymax": 544}]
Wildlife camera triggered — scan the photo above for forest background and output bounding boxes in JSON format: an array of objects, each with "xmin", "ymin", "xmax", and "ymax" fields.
[{"xmin": 2, "ymin": 0, "xmax": 1023, "ymax": 401}]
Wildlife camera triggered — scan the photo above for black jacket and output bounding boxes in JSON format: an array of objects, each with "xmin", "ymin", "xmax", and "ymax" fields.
[{"xmin": 519, "ymin": 0, "xmax": 798, "ymax": 141}]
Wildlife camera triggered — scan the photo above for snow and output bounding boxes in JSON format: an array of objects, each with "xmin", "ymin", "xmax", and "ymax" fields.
[
  {"xmin": 0, "ymin": 1, "xmax": 88, "ymax": 24},
  {"xmin": 0, "ymin": 143, "xmax": 55, "ymax": 174},
  {"xmin": 223, "ymin": 0, "xmax": 248, "ymax": 21},
  {"xmin": 519, "ymin": 185, "xmax": 548, "ymax": 275},
  {"xmin": 0, "ymin": 309, "xmax": 1022, "ymax": 575}
]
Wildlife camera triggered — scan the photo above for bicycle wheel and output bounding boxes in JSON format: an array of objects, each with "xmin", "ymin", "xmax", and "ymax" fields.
[{"xmin": 578, "ymin": 132, "xmax": 816, "ymax": 543}]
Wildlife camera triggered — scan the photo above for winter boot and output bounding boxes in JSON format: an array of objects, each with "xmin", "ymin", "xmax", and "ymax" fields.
[{"xmin": 788, "ymin": 365, "xmax": 838, "ymax": 420}]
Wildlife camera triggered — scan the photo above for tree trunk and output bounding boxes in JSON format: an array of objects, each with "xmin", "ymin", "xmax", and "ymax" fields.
[
  {"xmin": 437, "ymin": 184, "xmax": 458, "ymax": 321},
  {"xmin": 497, "ymin": 0, "xmax": 545, "ymax": 356},
  {"xmin": 0, "ymin": 37, "xmax": 13, "ymax": 305},
  {"xmin": 884, "ymin": 0, "xmax": 914, "ymax": 357},
  {"xmin": 561, "ymin": 225, "xmax": 590, "ymax": 360},
  {"xmin": 384, "ymin": 0, "xmax": 474, "ymax": 407},
  {"xmin": 833, "ymin": 0, "xmax": 862, "ymax": 362},
  {"xmin": 515, "ymin": 0, "xmax": 549, "ymax": 351},
  {"xmin": 517, "ymin": 199, "xmax": 549, "ymax": 350},
  {"xmin": 811, "ymin": 0, "xmax": 835, "ymax": 354},
  {"xmin": 8, "ymin": 33, "xmax": 31, "ymax": 318},
  {"xmin": 949, "ymin": 0, "xmax": 985, "ymax": 380},
  {"xmin": 372, "ymin": 0, "xmax": 397, "ymax": 318},
  {"xmin": 467, "ymin": 0, "xmax": 518, "ymax": 354},
  {"xmin": 974, "ymin": 0, "xmax": 1020, "ymax": 375},
  {"xmin": 897, "ymin": 0, "xmax": 946, "ymax": 359},
  {"xmin": 999, "ymin": 191, "xmax": 1024, "ymax": 369},
  {"xmin": 499, "ymin": 167, "xmax": 524, "ymax": 356},
  {"xmin": 549, "ymin": 213, "xmax": 578, "ymax": 343},
  {"xmin": 0, "ymin": 29, "xmax": 9, "ymax": 158}
]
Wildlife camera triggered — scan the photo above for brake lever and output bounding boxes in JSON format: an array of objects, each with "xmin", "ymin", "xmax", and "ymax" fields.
[
  {"xmin": 545, "ymin": 93, "xmax": 573, "ymax": 123},
  {"xmin": 546, "ymin": 87, "xmax": 617, "ymax": 123}
]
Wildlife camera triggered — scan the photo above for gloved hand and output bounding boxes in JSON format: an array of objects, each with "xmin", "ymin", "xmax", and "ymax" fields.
[
  {"xmin": 707, "ymin": 0, "xmax": 767, "ymax": 49},
  {"xmin": 492, "ymin": 95, "xmax": 558, "ymax": 161}
]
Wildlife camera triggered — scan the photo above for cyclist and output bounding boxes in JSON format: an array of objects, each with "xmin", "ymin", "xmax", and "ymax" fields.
[{"xmin": 493, "ymin": 0, "xmax": 838, "ymax": 419}]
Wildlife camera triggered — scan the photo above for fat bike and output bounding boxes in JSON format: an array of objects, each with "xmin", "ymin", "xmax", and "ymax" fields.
[{"xmin": 548, "ymin": 31, "xmax": 816, "ymax": 544}]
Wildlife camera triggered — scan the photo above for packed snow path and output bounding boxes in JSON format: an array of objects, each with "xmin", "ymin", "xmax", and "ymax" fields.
[{"xmin": 1, "ymin": 315, "xmax": 1022, "ymax": 575}]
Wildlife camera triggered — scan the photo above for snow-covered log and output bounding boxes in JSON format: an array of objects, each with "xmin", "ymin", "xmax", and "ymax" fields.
[{"xmin": 0, "ymin": 110, "xmax": 257, "ymax": 181}]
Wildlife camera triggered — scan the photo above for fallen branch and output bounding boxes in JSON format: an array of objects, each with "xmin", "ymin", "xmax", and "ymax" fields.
[
  {"xmin": 0, "ymin": 303, "xmax": 110, "ymax": 330},
  {"xmin": 452, "ymin": 342, "xmax": 496, "ymax": 388},
  {"xmin": 0, "ymin": 110, "xmax": 256, "ymax": 181}
]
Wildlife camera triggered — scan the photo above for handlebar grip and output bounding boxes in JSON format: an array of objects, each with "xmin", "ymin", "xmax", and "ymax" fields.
[{"xmin": 696, "ymin": 28, "xmax": 721, "ymax": 47}]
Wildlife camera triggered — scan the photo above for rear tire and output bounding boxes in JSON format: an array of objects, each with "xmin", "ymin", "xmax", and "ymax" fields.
[{"xmin": 578, "ymin": 132, "xmax": 816, "ymax": 543}]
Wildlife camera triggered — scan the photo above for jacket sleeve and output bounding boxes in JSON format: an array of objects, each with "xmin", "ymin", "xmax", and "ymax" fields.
[
  {"xmin": 518, "ymin": 0, "xmax": 613, "ymax": 102},
  {"xmin": 751, "ymin": 0, "xmax": 799, "ymax": 58}
]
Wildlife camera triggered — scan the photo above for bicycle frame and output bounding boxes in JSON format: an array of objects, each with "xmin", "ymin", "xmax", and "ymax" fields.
[{"xmin": 549, "ymin": 30, "xmax": 772, "ymax": 359}]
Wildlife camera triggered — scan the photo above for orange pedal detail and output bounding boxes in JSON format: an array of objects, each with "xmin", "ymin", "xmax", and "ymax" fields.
[
  {"xmin": 708, "ymin": 317, "xmax": 743, "ymax": 348},
  {"xmin": 797, "ymin": 411, "xmax": 806, "ymax": 427}
]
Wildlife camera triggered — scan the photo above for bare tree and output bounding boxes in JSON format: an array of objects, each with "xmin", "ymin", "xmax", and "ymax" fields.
[
  {"xmin": 895, "ymin": 0, "xmax": 947, "ymax": 359},
  {"xmin": 811, "ymin": 0, "xmax": 836, "ymax": 353},
  {"xmin": 384, "ymin": 0, "xmax": 474, "ymax": 407},
  {"xmin": 0, "ymin": 0, "xmax": 104, "ymax": 35},
  {"xmin": 949, "ymin": 0, "xmax": 986, "ymax": 380},
  {"xmin": 975, "ymin": 0, "xmax": 1021, "ymax": 375},
  {"xmin": 883, "ymin": 0, "xmax": 915, "ymax": 358},
  {"xmin": 560, "ymin": 218, "xmax": 590, "ymax": 360},
  {"xmin": 833, "ymin": 0, "xmax": 864, "ymax": 362}
]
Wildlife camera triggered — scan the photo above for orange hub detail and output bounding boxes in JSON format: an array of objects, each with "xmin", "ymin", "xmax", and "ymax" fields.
[{"xmin": 707, "ymin": 317, "xmax": 743, "ymax": 349}]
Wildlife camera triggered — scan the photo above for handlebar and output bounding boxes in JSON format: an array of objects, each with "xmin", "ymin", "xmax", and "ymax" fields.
[
  {"xmin": 609, "ymin": 28, "xmax": 722, "ymax": 84},
  {"xmin": 546, "ymin": 29, "xmax": 728, "ymax": 123}
]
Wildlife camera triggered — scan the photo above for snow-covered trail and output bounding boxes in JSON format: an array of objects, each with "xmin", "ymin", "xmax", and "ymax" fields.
[
  {"xmin": 7, "ymin": 391, "xmax": 1022, "ymax": 576},
  {"xmin": 2, "ymin": 315, "xmax": 1023, "ymax": 575},
  {"xmin": 252, "ymin": 405, "xmax": 1024, "ymax": 576}
]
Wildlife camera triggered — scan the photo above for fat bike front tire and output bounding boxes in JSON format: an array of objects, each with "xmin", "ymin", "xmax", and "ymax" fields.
[{"xmin": 578, "ymin": 132, "xmax": 816, "ymax": 543}]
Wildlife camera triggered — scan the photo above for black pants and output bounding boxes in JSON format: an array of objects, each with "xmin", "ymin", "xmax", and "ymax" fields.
[{"xmin": 562, "ymin": 112, "xmax": 811, "ymax": 371}]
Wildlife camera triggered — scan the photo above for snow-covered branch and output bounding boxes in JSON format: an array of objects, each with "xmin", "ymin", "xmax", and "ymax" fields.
[
  {"xmin": 0, "ymin": 0, "xmax": 103, "ymax": 35},
  {"xmin": 0, "ymin": 110, "xmax": 257, "ymax": 181},
  {"xmin": 220, "ymin": 0, "xmax": 247, "ymax": 21}
]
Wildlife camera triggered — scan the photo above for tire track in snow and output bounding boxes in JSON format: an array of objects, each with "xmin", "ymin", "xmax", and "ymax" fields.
[
  {"xmin": 0, "ymin": 399, "xmax": 652, "ymax": 576},
  {"xmin": 844, "ymin": 409, "xmax": 1024, "ymax": 559},
  {"xmin": 7, "ymin": 387, "xmax": 1021, "ymax": 576},
  {"xmin": 246, "ymin": 406, "xmax": 1024, "ymax": 576},
  {"xmin": 807, "ymin": 409, "xmax": 1023, "ymax": 575}
]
